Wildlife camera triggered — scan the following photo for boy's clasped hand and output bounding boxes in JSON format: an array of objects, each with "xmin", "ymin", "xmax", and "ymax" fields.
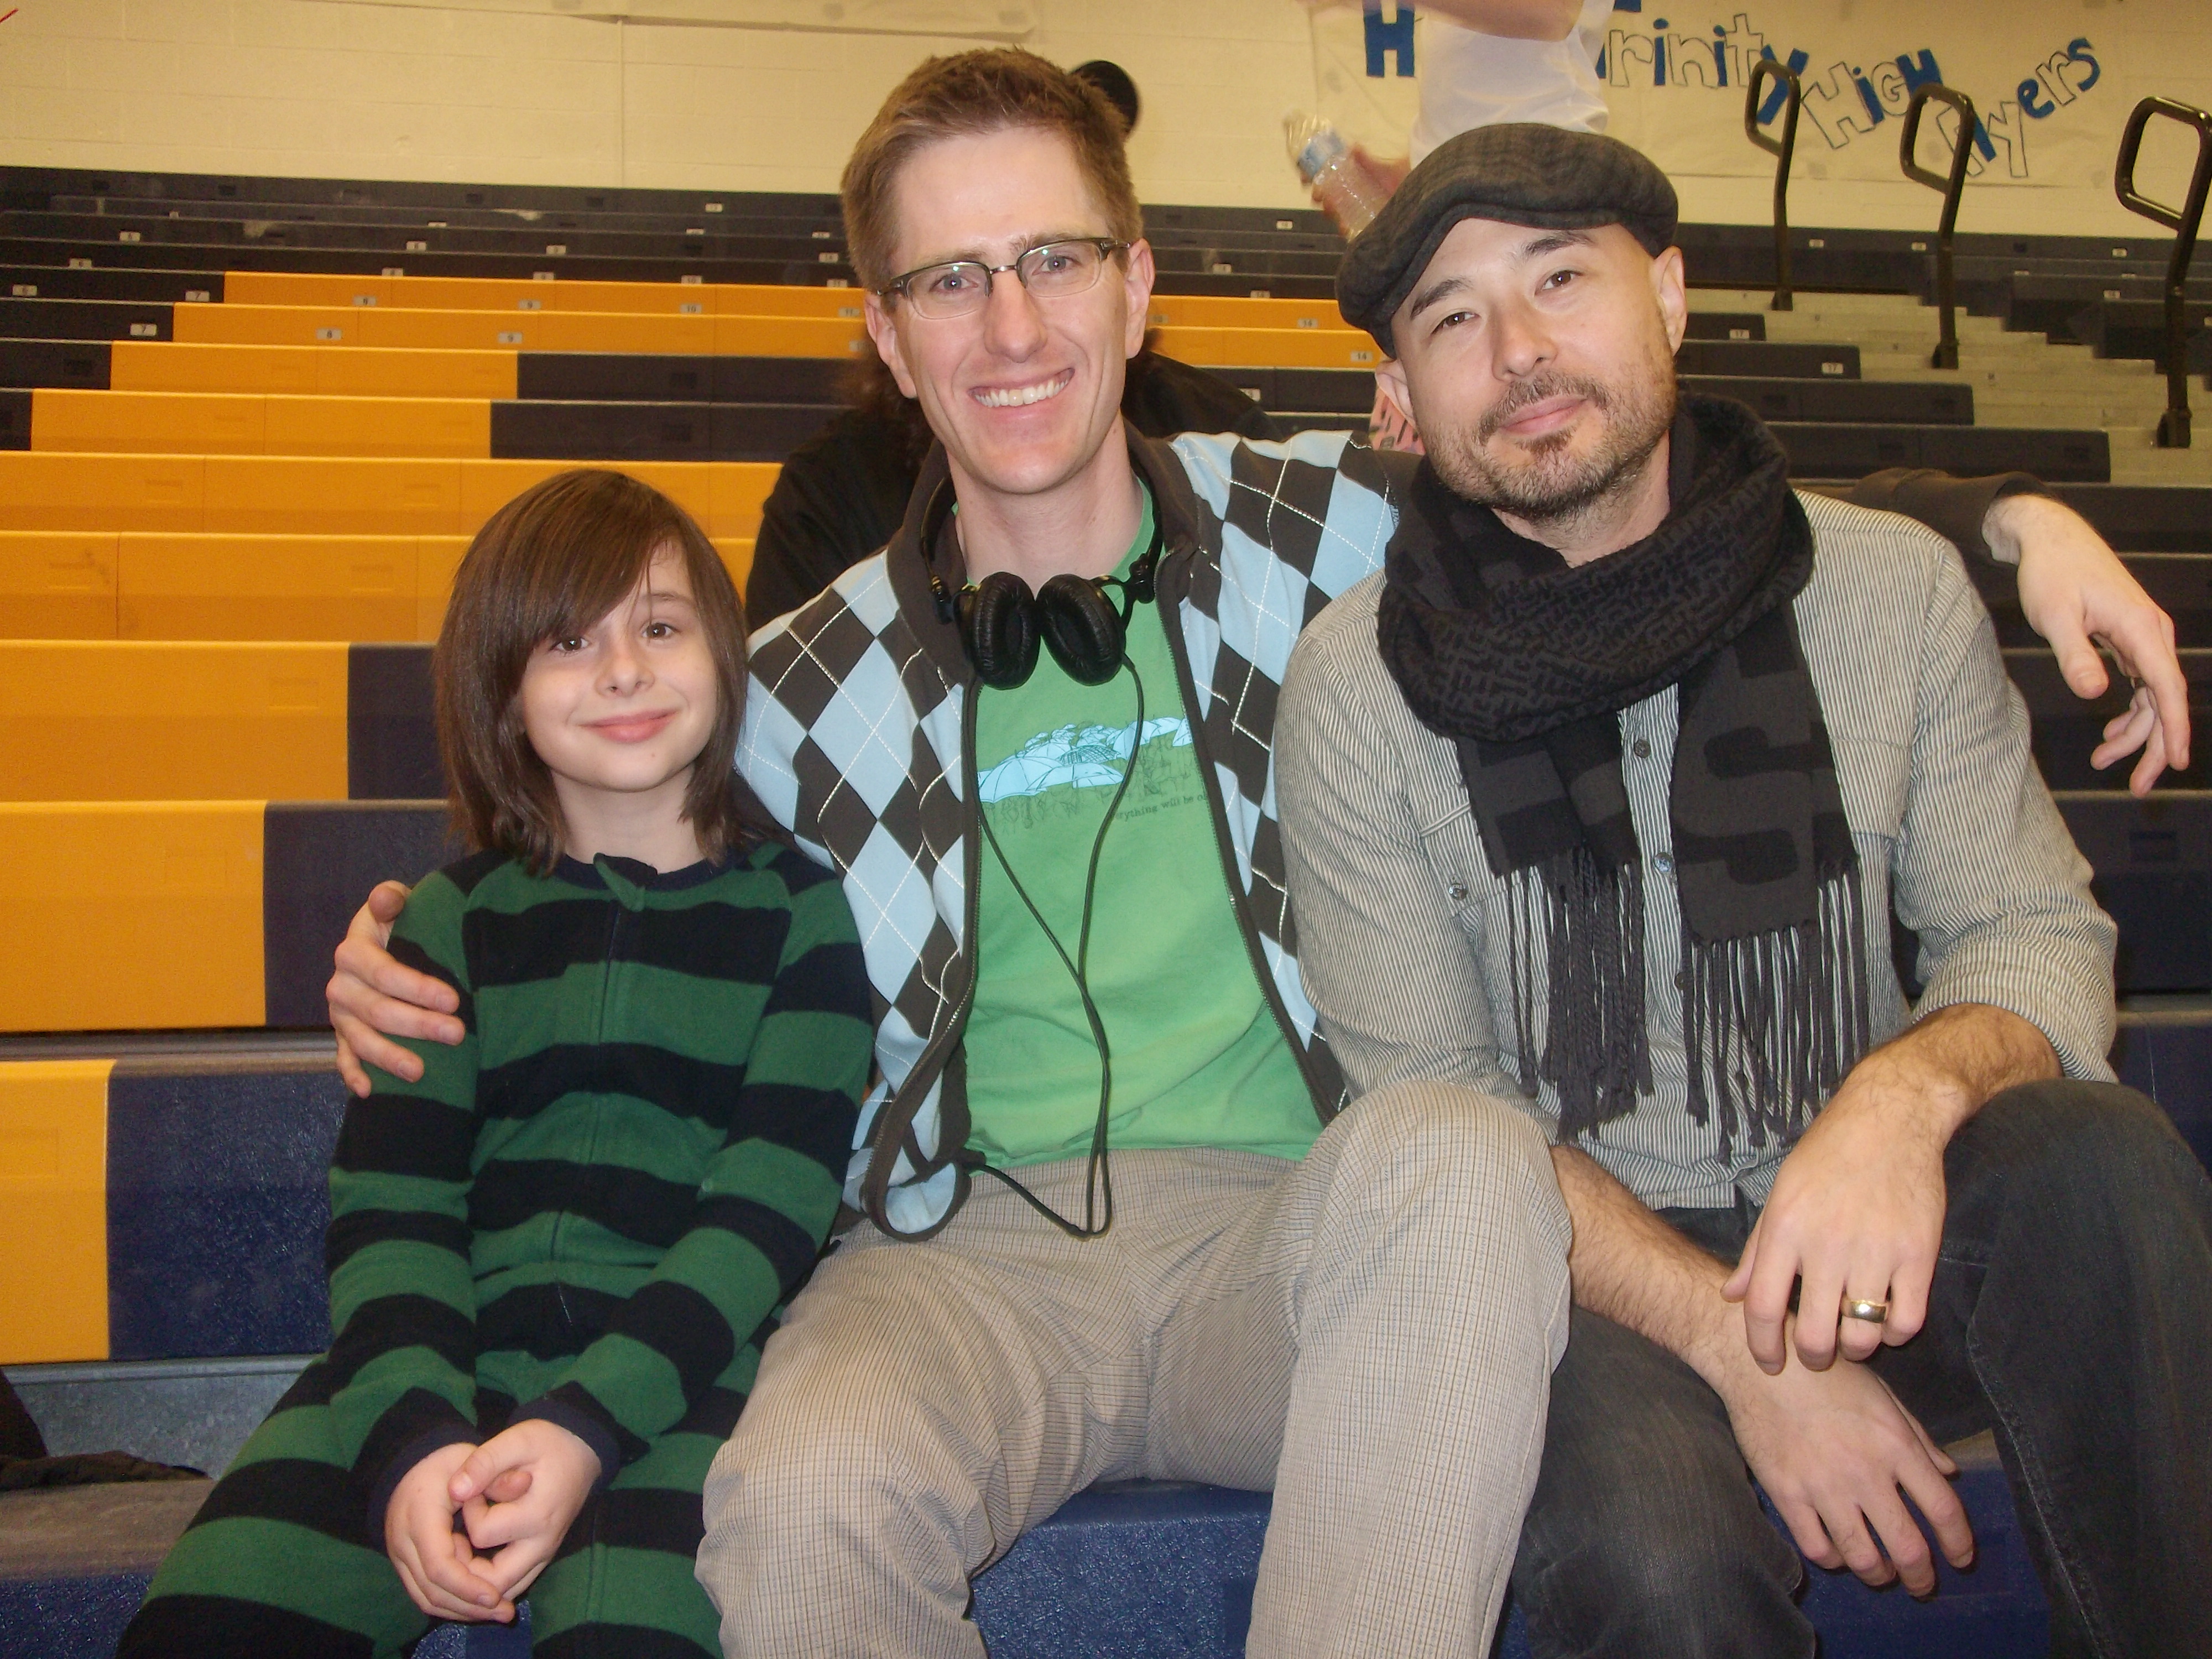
[{"xmin": 385, "ymin": 1418, "xmax": 604, "ymax": 1624}]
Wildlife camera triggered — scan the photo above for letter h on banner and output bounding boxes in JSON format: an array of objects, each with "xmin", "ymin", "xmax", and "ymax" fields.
[{"xmin": 1366, "ymin": 2, "xmax": 1415, "ymax": 77}]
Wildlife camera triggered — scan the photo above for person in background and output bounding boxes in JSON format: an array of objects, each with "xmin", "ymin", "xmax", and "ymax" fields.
[
  {"xmin": 123, "ymin": 470, "xmax": 873, "ymax": 1658},
  {"xmin": 744, "ymin": 57, "xmax": 1275, "ymax": 629}
]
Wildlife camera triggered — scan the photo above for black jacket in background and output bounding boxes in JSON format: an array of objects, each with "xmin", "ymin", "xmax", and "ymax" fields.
[{"xmin": 743, "ymin": 350, "xmax": 1279, "ymax": 630}]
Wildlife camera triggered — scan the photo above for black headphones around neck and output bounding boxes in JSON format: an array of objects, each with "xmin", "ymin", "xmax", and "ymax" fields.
[{"xmin": 924, "ymin": 480, "xmax": 1164, "ymax": 689}]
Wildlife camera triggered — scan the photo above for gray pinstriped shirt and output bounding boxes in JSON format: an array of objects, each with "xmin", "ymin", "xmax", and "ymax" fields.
[{"xmin": 1277, "ymin": 492, "xmax": 2118, "ymax": 1212}]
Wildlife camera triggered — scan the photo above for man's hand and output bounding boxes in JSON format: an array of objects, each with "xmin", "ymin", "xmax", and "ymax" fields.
[
  {"xmin": 1712, "ymin": 1314, "xmax": 1975, "ymax": 1597},
  {"xmin": 1997, "ymin": 491, "xmax": 2191, "ymax": 794},
  {"xmin": 328, "ymin": 880, "xmax": 464, "ymax": 1097},
  {"xmin": 1724, "ymin": 1005, "xmax": 2057, "ymax": 1374},
  {"xmin": 385, "ymin": 1441, "xmax": 512, "ymax": 1623},
  {"xmin": 1547, "ymin": 1146, "xmax": 1974, "ymax": 1597},
  {"xmin": 450, "ymin": 1418, "xmax": 603, "ymax": 1604}
]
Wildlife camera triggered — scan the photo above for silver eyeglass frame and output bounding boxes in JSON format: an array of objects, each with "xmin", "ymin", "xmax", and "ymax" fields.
[{"xmin": 877, "ymin": 237, "xmax": 1131, "ymax": 317}]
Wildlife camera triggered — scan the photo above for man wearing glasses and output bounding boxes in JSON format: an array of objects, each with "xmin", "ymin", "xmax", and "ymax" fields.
[{"xmin": 325, "ymin": 48, "xmax": 2192, "ymax": 1659}]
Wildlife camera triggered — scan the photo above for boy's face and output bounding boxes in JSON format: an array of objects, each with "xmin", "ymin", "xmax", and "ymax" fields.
[
  {"xmin": 863, "ymin": 126, "xmax": 1154, "ymax": 512},
  {"xmin": 519, "ymin": 547, "xmax": 717, "ymax": 820}
]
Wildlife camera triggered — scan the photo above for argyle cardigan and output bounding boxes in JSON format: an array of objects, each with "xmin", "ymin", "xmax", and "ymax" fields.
[{"xmin": 738, "ymin": 427, "xmax": 1407, "ymax": 1238}]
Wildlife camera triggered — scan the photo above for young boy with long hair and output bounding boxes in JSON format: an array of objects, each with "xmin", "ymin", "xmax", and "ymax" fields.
[{"xmin": 121, "ymin": 469, "xmax": 873, "ymax": 1658}]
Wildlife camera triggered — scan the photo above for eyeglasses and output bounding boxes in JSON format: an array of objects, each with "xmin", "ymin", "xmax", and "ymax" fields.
[{"xmin": 879, "ymin": 238, "xmax": 1130, "ymax": 320}]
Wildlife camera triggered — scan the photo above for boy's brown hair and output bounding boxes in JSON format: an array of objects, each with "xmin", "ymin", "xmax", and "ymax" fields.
[
  {"xmin": 840, "ymin": 47, "xmax": 1144, "ymax": 293},
  {"xmin": 435, "ymin": 468, "xmax": 760, "ymax": 874}
]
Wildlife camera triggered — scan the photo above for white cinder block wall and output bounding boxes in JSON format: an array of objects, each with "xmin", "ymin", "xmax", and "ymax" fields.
[{"xmin": 0, "ymin": 1, "xmax": 2207, "ymax": 238}]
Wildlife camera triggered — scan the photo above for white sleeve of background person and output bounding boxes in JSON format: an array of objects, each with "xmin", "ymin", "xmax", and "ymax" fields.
[{"xmin": 1408, "ymin": 0, "xmax": 1614, "ymax": 161}]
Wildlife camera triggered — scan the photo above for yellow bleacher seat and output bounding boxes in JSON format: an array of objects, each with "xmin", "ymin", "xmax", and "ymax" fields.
[
  {"xmin": 0, "ymin": 454, "xmax": 779, "ymax": 540},
  {"xmin": 172, "ymin": 304, "xmax": 719, "ymax": 356},
  {"xmin": 177, "ymin": 304, "xmax": 873, "ymax": 358},
  {"xmin": 263, "ymin": 394, "xmax": 489, "ymax": 458},
  {"xmin": 118, "ymin": 535, "xmax": 426, "ymax": 640},
  {"xmin": 226, "ymin": 270, "xmax": 872, "ymax": 321},
  {"xmin": 0, "ymin": 453, "xmax": 207, "ymax": 533},
  {"xmin": 0, "ymin": 531, "xmax": 753, "ymax": 641},
  {"xmin": 0, "ymin": 1059, "xmax": 112, "ymax": 1363},
  {"xmin": 0, "ymin": 801, "xmax": 266, "ymax": 1032},
  {"xmin": 30, "ymin": 390, "xmax": 488, "ymax": 459},
  {"xmin": 32, "ymin": 389, "xmax": 265, "ymax": 454},
  {"xmin": 0, "ymin": 532, "xmax": 119, "ymax": 638},
  {"xmin": 109, "ymin": 341, "xmax": 519, "ymax": 399},
  {"xmin": 203, "ymin": 456, "xmax": 463, "ymax": 536},
  {"xmin": 0, "ymin": 640, "xmax": 350, "ymax": 801},
  {"xmin": 221, "ymin": 272, "xmax": 396, "ymax": 309},
  {"xmin": 1147, "ymin": 295, "xmax": 1355, "ymax": 332}
]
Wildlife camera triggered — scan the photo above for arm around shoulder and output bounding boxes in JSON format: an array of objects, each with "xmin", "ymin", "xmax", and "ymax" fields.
[{"xmin": 1891, "ymin": 544, "xmax": 2117, "ymax": 1079}]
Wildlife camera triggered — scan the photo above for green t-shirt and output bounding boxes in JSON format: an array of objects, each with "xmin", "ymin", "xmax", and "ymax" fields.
[{"xmin": 963, "ymin": 489, "xmax": 1320, "ymax": 1170}]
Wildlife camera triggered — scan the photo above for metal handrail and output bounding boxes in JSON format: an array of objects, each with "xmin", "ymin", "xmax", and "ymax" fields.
[
  {"xmin": 1744, "ymin": 58, "xmax": 1802, "ymax": 313},
  {"xmin": 1901, "ymin": 84, "xmax": 1978, "ymax": 370},
  {"xmin": 2114, "ymin": 95, "xmax": 2212, "ymax": 449}
]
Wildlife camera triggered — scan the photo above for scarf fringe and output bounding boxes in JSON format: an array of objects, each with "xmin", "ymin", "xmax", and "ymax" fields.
[
  {"xmin": 1507, "ymin": 848, "xmax": 1653, "ymax": 1140},
  {"xmin": 1682, "ymin": 860, "xmax": 1872, "ymax": 1161}
]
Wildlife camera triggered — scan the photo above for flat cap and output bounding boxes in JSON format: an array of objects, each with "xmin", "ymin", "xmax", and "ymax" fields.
[{"xmin": 1337, "ymin": 123, "xmax": 1678, "ymax": 355}]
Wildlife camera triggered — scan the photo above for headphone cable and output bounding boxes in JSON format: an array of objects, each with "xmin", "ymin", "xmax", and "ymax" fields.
[{"xmin": 967, "ymin": 656, "xmax": 1145, "ymax": 1239}]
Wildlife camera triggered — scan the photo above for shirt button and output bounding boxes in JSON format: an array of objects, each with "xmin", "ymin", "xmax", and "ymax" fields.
[
  {"xmin": 1652, "ymin": 853, "xmax": 1674, "ymax": 875},
  {"xmin": 1631, "ymin": 739, "xmax": 1652, "ymax": 759},
  {"xmin": 1448, "ymin": 882, "xmax": 1469, "ymax": 902},
  {"xmin": 1674, "ymin": 969, "xmax": 1687, "ymax": 989}
]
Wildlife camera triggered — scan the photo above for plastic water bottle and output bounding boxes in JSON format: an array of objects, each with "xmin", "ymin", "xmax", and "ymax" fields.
[{"xmin": 1285, "ymin": 112, "xmax": 1386, "ymax": 237}]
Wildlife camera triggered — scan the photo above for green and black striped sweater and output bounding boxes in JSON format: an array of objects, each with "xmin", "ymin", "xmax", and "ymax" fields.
[{"xmin": 330, "ymin": 841, "xmax": 872, "ymax": 1525}]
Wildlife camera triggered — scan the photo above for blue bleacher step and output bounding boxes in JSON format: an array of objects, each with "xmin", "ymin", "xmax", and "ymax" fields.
[{"xmin": 0, "ymin": 1438, "xmax": 2046, "ymax": 1659}]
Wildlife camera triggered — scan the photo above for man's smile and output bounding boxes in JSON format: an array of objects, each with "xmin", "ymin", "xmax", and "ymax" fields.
[{"xmin": 972, "ymin": 368, "xmax": 1074, "ymax": 409}]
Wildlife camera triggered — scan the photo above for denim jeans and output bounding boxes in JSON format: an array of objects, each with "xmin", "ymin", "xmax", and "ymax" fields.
[{"xmin": 1507, "ymin": 1079, "xmax": 2212, "ymax": 1659}]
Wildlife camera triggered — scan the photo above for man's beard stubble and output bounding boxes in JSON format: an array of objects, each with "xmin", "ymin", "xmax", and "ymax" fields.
[{"xmin": 1425, "ymin": 361, "xmax": 1679, "ymax": 544}]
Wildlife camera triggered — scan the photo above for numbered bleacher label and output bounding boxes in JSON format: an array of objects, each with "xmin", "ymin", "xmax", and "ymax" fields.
[
  {"xmin": 315, "ymin": 327, "xmax": 343, "ymax": 341},
  {"xmin": 497, "ymin": 331, "xmax": 524, "ymax": 345}
]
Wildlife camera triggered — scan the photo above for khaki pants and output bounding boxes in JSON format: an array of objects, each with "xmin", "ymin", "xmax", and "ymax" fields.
[{"xmin": 697, "ymin": 1080, "xmax": 1572, "ymax": 1658}]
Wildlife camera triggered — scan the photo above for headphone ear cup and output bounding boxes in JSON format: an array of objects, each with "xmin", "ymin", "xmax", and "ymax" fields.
[
  {"xmin": 1036, "ymin": 573, "xmax": 1125, "ymax": 686},
  {"xmin": 961, "ymin": 571, "xmax": 1041, "ymax": 689}
]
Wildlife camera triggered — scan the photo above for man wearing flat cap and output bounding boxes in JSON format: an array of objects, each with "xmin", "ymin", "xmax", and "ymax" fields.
[{"xmin": 1280, "ymin": 122, "xmax": 2212, "ymax": 1657}]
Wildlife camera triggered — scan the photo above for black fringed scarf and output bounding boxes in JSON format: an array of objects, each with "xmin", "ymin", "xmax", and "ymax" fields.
[{"xmin": 1375, "ymin": 396, "xmax": 1871, "ymax": 1156}]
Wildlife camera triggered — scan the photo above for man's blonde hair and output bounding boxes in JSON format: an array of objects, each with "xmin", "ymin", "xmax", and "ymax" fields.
[{"xmin": 841, "ymin": 48, "xmax": 1144, "ymax": 291}]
